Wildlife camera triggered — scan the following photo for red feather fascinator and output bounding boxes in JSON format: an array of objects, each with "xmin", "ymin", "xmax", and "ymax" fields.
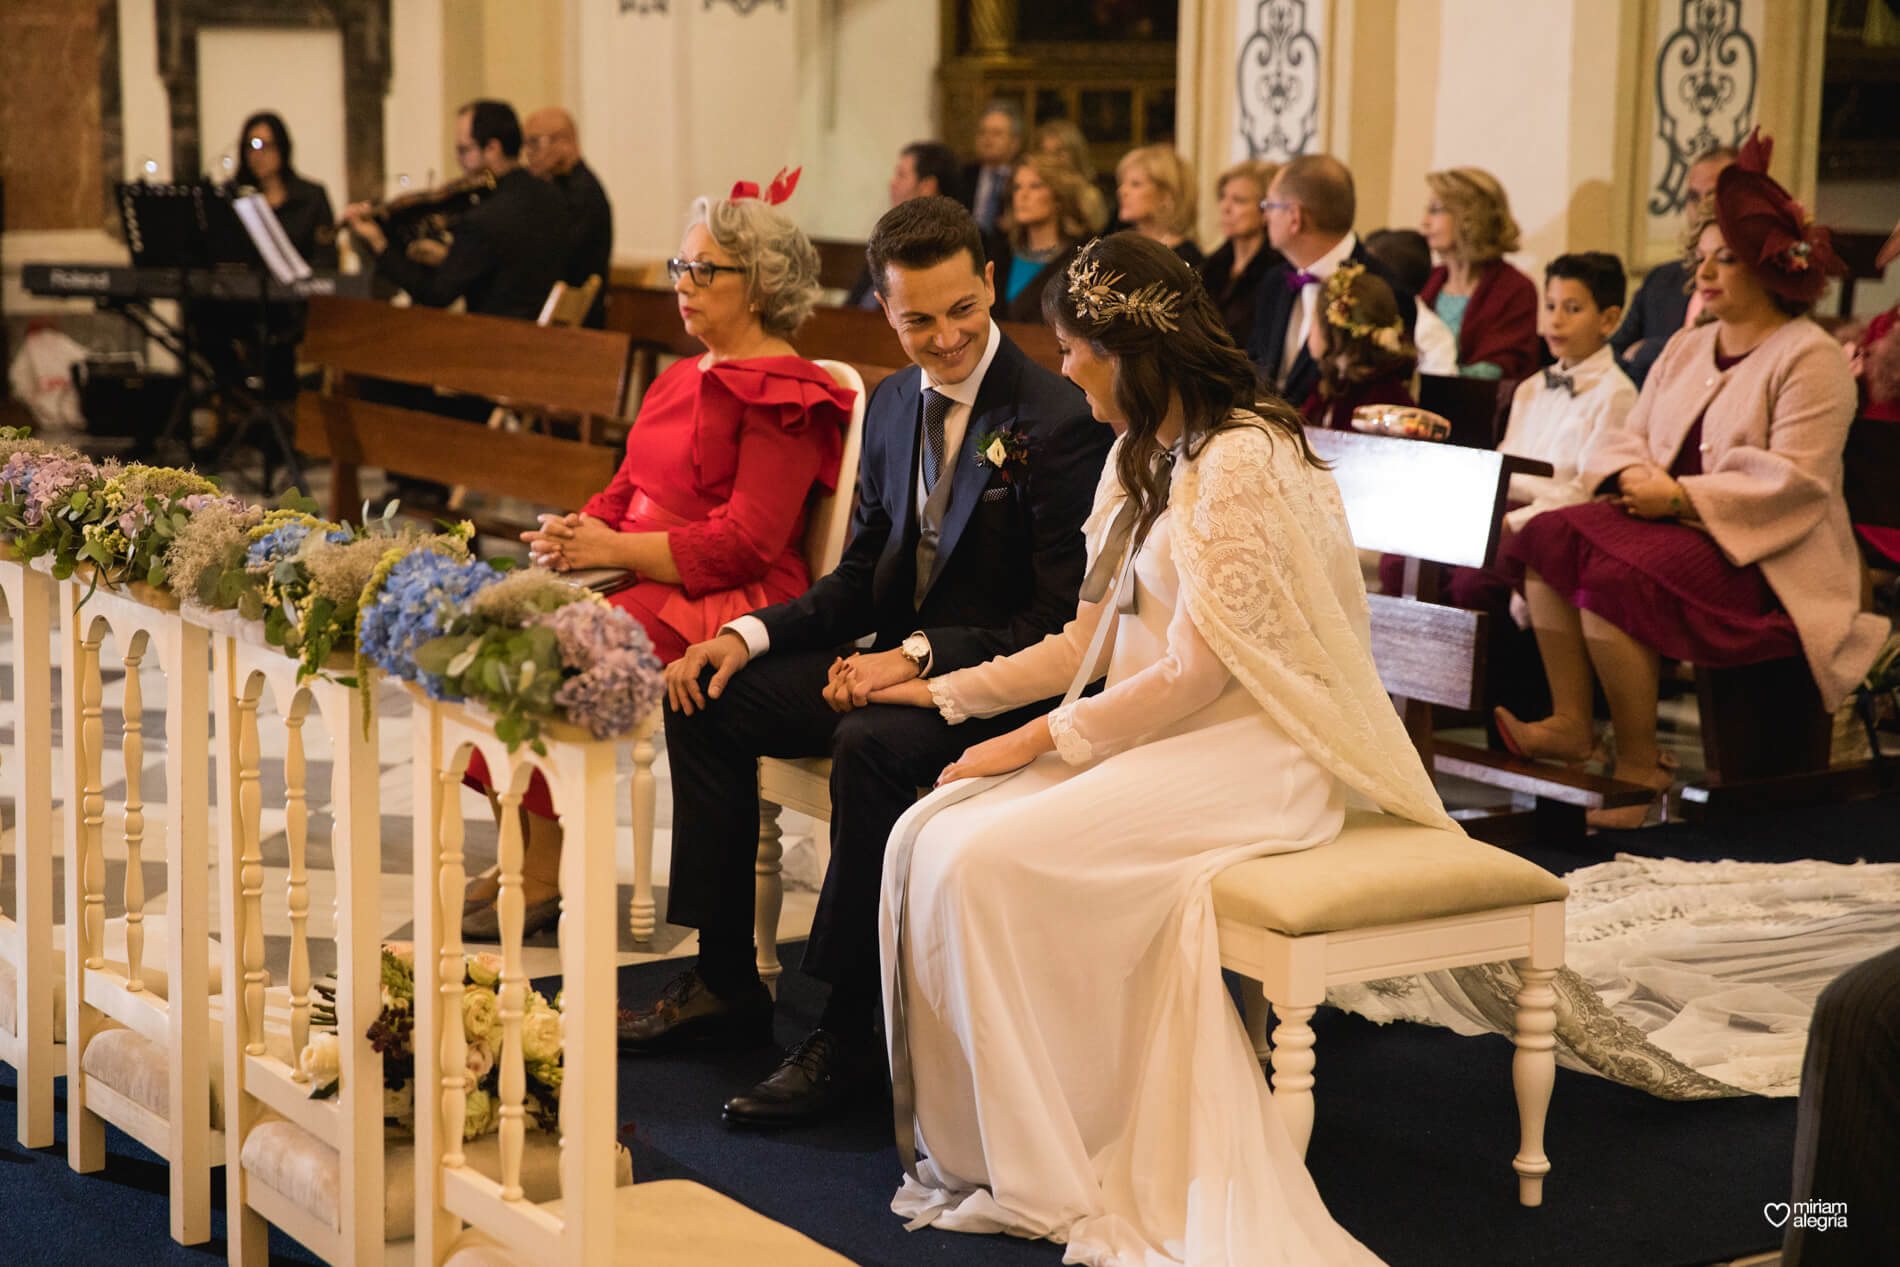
[{"xmin": 729, "ymin": 166, "xmax": 802, "ymax": 206}]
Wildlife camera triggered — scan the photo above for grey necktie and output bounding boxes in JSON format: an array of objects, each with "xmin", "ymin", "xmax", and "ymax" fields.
[{"xmin": 920, "ymin": 388, "xmax": 951, "ymax": 495}]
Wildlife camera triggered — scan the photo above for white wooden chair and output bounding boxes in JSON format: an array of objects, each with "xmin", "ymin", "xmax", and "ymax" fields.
[
  {"xmin": 205, "ymin": 618, "xmax": 387, "ymax": 1264},
  {"xmin": 58, "ymin": 575, "xmax": 222, "ymax": 1244},
  {"xmin": 625, "ymin": 359, "xmax": 869, "ymax": 985},
  {"xmin": 413, "ymin": 696, "xmax": 847, "ymax": 1266},
  {"xmin": 0, "ymin": 557, "xmax": 60, "ymax": 1147}
]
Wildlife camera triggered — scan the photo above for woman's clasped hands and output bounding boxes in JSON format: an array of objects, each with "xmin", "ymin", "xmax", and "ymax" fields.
[
  {"xmin": 523, "ymin": 511, "xmax": 625, "ymax": 571},
  {"xmin": 1611, "ymin": 464, "xmax": 1690, "ymax": 521}
]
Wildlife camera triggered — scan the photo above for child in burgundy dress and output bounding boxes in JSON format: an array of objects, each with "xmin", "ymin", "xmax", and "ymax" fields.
[{"xmin": 1298, "ymin": 263, "xmax": 1418, "ymax": 429}]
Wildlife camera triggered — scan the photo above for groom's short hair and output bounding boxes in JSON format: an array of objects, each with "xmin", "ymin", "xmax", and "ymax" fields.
[{"xmin": 866, "ymin": 196, "xmax": 987, "ymax": 297}]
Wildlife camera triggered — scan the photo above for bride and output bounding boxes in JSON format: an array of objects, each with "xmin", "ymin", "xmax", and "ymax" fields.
[{"xmin": 859, "ymin": 232, "xmax": 1452, "ymax": 1266}]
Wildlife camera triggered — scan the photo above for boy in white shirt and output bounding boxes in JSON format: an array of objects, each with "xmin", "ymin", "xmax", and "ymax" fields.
[{"xmin": 1499, "ymin": 251, "xmax": 1639, "ymax": 533}]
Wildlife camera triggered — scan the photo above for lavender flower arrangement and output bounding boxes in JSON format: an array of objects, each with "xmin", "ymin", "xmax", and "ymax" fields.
[{"xmin": 532, "ymin": 602, "xmax": 663, "ymax": 739}]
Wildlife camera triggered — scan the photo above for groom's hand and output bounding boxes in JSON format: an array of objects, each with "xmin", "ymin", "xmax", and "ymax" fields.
[
  {"xmin": 838, "ymin": 648, "xmax": 921, "ymax": 707},
  {"xmin": 666, "ymin": 632, "xmax": 750, "ymax": 715}
]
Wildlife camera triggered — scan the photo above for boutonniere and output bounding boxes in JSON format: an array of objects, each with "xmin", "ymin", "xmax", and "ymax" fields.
[{"xmin": 975, "ymin": 426, "xmax": 1030, "ymax": 483}]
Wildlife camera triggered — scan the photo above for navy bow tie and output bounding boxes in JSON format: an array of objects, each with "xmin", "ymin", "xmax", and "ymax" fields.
[
  {"xmin": 1543, "ymin": 368, "xmax": 1577, "ymax": 396},
  {"xmin": 1285, "ymin": 269, "xmax": 1319, "ymax": 292}
]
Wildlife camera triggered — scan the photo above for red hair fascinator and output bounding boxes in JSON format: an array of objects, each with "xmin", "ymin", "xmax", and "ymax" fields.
[
  {"xmin": 728, "ymin": 166, "xmax": 802, "ymax": 206},
  {"xmin": 1713, "ymin": 129, "xmax": 1843, "ymax": 306}
]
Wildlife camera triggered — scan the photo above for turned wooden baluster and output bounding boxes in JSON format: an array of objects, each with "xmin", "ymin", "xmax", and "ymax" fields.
[
  {"xmin": 495, "ymin": 781, "xmax": 527, "ymax": 1201},
  {"xmin": 120, "ymin": 633, "xmax": 148, "ymax": 990},
  {"xmin": 78, "ymin": 620, "xmax": 106, "ymax": 972},
  {"xmin": 284, "ymin": 695, "xmax": 312, "ymax": 1078},
  {"xmin": 628, "ymin": 731, "xmax": 657, "ymax": 941},
  {"xmin": 237, "ymin": 683, "xmax": 268, "ymax": 1056},
  {"xmin": 437, "ymin": 755, "xmax": 469, "ymax": 1170},
  {"xmin": 755, "ymin": 800, "xmax": 784, "ymax": 993}
]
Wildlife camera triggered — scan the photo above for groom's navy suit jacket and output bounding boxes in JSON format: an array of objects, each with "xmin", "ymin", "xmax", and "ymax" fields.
[{"xmin": 755, "ymin": 331, "xmax": 1107, "ymax": 673}]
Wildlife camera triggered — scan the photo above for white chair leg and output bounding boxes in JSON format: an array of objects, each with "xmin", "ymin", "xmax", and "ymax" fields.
[
  {"xmin": 1241, "ymin": 978, "xmax": 1271, "ymax": 1069},
  {"xmin": 628, "ymin": 730, "xmax": 659, "ymax": 942},
  {"xmin": 754, "ymin": 799, "xmax": 784, "ymax": 997},
  {"xmin": 1268, "ymin": 1002, "xmax": 1317, "ymax": 1158},
  {"xmin": 1510, "ymin": 961, "xmax": 1558, "ymax": 1206}
]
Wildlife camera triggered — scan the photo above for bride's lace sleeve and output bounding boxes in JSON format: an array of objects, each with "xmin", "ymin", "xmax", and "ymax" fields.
[
  {"xmin": 1045, "ymin": 585, "xmax": 1230, "ymax": 764},
  {"xmin": 927, "ymin": 598, "xmax": 1110, "ymax": 723},
  {"xmin": 929, "ymin": 443, "xmax": 1127, "ymax": 724}
]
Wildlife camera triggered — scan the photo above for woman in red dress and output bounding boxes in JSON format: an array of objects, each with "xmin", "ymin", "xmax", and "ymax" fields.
[
  {"xmin": 1497, "ymin": 132, "xmax": 1887, "ymax": 828},
  {"xmin": 463, "ymin": 180, "xmax": 857, "ymax": 936}
]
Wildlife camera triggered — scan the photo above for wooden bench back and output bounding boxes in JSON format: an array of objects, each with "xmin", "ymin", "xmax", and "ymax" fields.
[
  {"xmin": 1306, "ymin": 428, "xmax": 1550, "ymax": 753},
  {"xmin": 1417, "ymin": 373, "xmax": 1508, "ymax": 450},
  {"xmin": 1845, "ymin": 415, "xmax": 1900, "ymax": 532},
  {"xmin": 295, "ymin": 296, "xmax": 632, "ymax": 519},
  {"xmin": 810, "ymin": 237, "xmax": 870, "ymax": 291}
]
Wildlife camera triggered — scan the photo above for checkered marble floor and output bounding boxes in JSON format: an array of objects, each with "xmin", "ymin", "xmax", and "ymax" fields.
[{"xmin": 0, "ymin": 621, "xmax": 825, "ymax": 986}]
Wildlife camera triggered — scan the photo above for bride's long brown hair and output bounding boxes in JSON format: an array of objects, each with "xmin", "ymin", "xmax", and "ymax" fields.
[{"xmin": 1043, "ymin": 232, "xmax": 1320, "ymax": 545}]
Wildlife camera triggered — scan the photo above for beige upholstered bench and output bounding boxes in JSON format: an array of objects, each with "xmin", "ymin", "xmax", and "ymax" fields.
[{"xmin": 1212, "ymin": 811, "xmax": 1568, "ymax": 1205}]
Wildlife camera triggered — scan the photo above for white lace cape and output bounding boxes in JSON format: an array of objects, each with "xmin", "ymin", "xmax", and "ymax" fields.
[{"xmin": 1163, "ymin": 417, "xmax": 1457, "ymax": 832}]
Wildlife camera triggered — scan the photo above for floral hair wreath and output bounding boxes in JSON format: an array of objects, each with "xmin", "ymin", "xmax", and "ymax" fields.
[
  {"xmin": 1064, "ymin": 240, "xmax": 1184, "ymax": 332},
  {"xmin": 1322, "ymin": 263, "xmax": 1406, "ymax": 353}
]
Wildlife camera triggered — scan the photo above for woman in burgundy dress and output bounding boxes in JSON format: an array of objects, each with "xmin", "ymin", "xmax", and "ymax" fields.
[
  {"xmin": 1418, "ymin": 167, "xmax": 1540, "ymax": 383},
  {"xmin": 463, "ymin": 179, "xmax": 856, "ymax": 936},
  {"xmin": 1497, "ymin": 131, "xmax": 1887, "ymax": 828}
]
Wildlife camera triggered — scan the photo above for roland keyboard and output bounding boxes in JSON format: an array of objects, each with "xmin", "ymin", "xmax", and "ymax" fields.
[{"xmin": 22, "ymin": 263, "xmax": 372, "ymax": 303}]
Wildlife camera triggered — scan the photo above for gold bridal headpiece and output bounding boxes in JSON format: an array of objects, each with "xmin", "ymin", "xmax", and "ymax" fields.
[{"xmin": 1065, "ymin": 242, "xmax": 1183, "ymax": 332}]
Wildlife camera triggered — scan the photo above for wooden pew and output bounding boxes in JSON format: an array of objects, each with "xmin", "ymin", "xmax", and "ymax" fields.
[
  {"xmin": 294, "ymin": 297, "xmax": 630, "ymax": 532},
  {"xmin": 810, "ymin": 237, "xmax": 870, "ymax": 292},
  {"xmin": 1417, "ymin": 372, "xmax": 1509, "ymax": 449},
  {"xmin": 1305, "ymin": 427, "xmax": 1655, "ymax": 840}
]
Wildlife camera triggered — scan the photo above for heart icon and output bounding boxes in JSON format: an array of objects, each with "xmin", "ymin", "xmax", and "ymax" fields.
[{"xmin": 1764, "ymin": 1203, "xmax": 1792, "ymax": 1228}]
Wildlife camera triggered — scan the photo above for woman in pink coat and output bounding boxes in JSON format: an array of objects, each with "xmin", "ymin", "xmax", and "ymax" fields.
[{"xmin": 1496, "ymin": 131, "xmax": 1889, "ymax": 828}]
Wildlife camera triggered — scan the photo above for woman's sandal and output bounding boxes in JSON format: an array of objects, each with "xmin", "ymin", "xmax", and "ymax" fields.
[
  {"xmin": 1585, "ymin": 762, "xmax": 1676, "ymax": 831},
  {"xmin": 1494, "ymin": 707, "xmax": 1598, "ymax": 767}
]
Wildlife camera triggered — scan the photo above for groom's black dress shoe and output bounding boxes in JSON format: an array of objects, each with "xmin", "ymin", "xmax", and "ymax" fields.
[
  {"xmin": 616, "ymin": 970, "xmax": 773, "ymax": 1055},
  {"xmin": 722, "ymin": 1028, "xmax": 867, "ymax": 1127}
]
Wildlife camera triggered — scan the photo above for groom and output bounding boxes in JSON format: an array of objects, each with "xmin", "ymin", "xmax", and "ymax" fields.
[{"xmin": 623, "ymin": 196, "xmax": 1108, "ymax": 1126}]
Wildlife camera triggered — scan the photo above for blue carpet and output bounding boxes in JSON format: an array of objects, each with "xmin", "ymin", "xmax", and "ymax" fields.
[{"xmin": 5, "ymin": 788, "xmax": 1897, "ymax": 1265}]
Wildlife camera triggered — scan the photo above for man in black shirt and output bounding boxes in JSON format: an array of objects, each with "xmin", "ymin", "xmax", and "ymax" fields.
[
  {"xmin": 524, "ymin": 107, "xmax": 614, "ymax": 328},
  {"xmin": 344, "ymin": 100, "xmax": 566, "ymax": 322}
]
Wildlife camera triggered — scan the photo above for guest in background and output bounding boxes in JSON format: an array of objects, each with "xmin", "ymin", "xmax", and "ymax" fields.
[
  {"xmin": 1116, "ymin": 145, "xmax": 1202, "ymax": 269},
  {"xmin": 1200, "ymin": 158, "xmax": 1280, "ymax": 350},
  {"xmin": 963, "ymin": 101, "xmax": 1023, "ymax": 234},
  {"xmin": 460, "ymin": 183, "xmax": 857, "ymax": 939},
  {"xmin": 1033, "ymin": 118, "xmax": 1112, "ymax": 232},
  {"xmin": 522, "ymin": 106, "xmax": 613, "ymax": 327},
  {"xmin": 989, "ymin": 153, "xmax": 1091, "ymax": 324},
  {"xmin": 1300, "ymin": 263, "xmax": 1417, "ymax": 430},
  {"xmin": 1844, "ymin": 218, "xmax": 1900, "ymax": 571},
  {"xmin": 845, "ymin": 141, "xmax": 963, "ymax": 309},
  {"xmin": 227, "ymin": 111, "xmax": 336, "ymax": 267},
  {"xmin": 1364, "ymin": 227, "xmax": 1458, "ymax": 374},
  {"xmin": 1419, "ymin": 167, "xmax": 1541, "ymax": 382},
  {"xmin": 1248, "ymin": 154, "xmax": 1416, "ymax": 406},
  {"xmin": 344, "ymin": 100, "xmax": 566, "ymax": 322},
  {"xmin": 1611, "ymin": 146, "xmax": 1737, "ymax": 389},
  {"xmin": 1499, "ymin": 132, "xmax": 1885, "ymax": 829}
]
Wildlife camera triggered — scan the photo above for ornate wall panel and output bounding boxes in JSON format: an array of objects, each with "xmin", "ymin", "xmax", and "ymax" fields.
[
  {"xmin": 1234, "ymin": 0, "xmax": 1325, "ymax": 162},
  {"xmin": 1647, "ymin": 0, "xmax": 1758, "ymax": 216}
]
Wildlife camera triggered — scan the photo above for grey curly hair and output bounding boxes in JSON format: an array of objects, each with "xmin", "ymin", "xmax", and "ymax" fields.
[{"xmin": 684, "ymin": 195, "xmax": 823, "ymax": 338}]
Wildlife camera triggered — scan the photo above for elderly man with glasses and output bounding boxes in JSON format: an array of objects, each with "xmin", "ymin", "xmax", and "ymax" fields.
[
  {"xmin": 524, "ymin": 106, "xmax": 614, "ymax": 328},
  {"xmin": 1609, "ymin": 144, "xmax": 1738, "ymax": 389}
]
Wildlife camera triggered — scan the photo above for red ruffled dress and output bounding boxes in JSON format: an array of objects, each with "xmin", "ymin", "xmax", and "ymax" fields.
[
  {"xmin": 1505, "ymin": 350, "xmax": 1803, "ymax": 666},
  {"xmin": 466, "ymin": 354, "xmax": 853, "ymax": 816}
]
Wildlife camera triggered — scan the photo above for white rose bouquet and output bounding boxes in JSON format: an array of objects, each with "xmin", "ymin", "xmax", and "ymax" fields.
[{"xmin": 299, "ymin": 943, "xmax": 567, "ymax": 1137}]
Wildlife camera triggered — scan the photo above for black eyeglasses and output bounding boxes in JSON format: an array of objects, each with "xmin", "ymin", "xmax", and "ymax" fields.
[{"xmin": 667, "ymin": 258, "xmax": 746, "ymax": 286}]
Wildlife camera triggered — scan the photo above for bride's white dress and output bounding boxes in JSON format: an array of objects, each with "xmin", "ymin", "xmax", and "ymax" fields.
[{"xmin": 878, "ymin": 423, "xmax": 1444, "ymax": 1266}]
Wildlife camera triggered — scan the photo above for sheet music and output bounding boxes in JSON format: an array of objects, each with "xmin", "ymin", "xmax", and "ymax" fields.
[{"xmin": 232, "ymin": 194, "xmax": 312, "ymax": 284}]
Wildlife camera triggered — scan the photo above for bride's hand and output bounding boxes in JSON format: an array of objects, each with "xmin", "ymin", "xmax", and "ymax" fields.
[
  {"xmin": 937, "ymin": 718, "xmax": 1054, "ymax": 785},
  {"xmin": 866, "ymin": 678, "xmax": 934, "ymax": 708}
]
